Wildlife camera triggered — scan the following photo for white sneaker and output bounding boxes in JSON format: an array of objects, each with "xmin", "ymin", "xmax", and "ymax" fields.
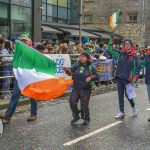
[
  {"xmin": 132, "ymin": 106, "xmax": 138, "ymax": 117},
  {"xmin": 115, "ymin": 112, "xmax": 125, "ymax": 119}
]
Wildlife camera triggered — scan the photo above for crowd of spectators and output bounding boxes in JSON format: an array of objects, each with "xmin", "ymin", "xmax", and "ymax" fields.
[{"xmin": 0, "ymin": 34, "xmax": 150, "ymax": 99}]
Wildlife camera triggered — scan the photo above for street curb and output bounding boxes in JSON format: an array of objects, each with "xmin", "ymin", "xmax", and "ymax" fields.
[
  {"xmin": 0, "ymin": 98, "xmax": 30, "ymax": 110},
  {"xmin": 0, "ymin": 84, "xmax": 117, "ymax": 110},
  {"xmin": 0, "ymin": 80, "xmax": 144, "ymax": 110}
]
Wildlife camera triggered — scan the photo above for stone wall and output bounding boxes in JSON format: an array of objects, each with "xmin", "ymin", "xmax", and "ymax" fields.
[{"xmin": 82, "ymin": 0, "xmax": 143, "ymax": 43}]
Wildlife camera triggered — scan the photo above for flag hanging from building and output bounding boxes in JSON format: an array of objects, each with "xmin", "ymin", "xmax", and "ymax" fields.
[
  {"xmin": 13, "ymin": 41, "xmax": 73, "ymax": 100},
  {"xmin": 110, "ymin": 10, "xmax": 121, "ymax": 29}
]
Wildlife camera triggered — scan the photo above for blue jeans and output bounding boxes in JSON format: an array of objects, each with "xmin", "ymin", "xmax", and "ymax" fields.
[
  {"xmin": 147, "ymin": 84, "xmax": 150, "ymax": 103},
  {"xmin": 1, "ymin": 66, "xmax": 13, "ymax": 96},
  {"xmin": 117, "ymin": 79, "xmax": 135, "ymax": 113},
  {"xmin": 5, "ymin": 79, "xmax": 37, "ymax": 117}
]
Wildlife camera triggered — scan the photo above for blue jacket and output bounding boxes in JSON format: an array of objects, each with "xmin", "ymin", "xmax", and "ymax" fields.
[
  {"xmin": 116, "ymin": 51, "xmax": 140, "ymax": 81},
  {"xmin": 70, "ymin": 62, "xmax": 98, "ymax": 89},
  {"xmin": 141, "ymin": 54, "xmax": 150, "ymax": 84}
]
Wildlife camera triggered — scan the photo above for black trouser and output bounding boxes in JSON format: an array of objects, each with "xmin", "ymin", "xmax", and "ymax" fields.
[
  {"xmin": 69, "ymin": 88, "xmax": 91, "ymax": 120},
  {"xmin": 117, "ymin": 79, "xmax": 135, "ymax": 113}
]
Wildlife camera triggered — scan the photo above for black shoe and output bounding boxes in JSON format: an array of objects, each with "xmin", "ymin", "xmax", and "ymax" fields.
[
  {"xmin": 27, "ymin": 114, "xmax": 37, "ymax": 122},
  {"xmin": 0, "ymin": 115, "xmax": 11, "ymax": 124},
  {"xmin": 148, "ymin": 118, "xmax": 150, "ymax": 122},
  {"xmin": 71, "ymin": 115, "xmax": 80, "ymax": 124},
  {"xmin": 82, "ymin": 120, "xmax": 90, "ymax": 126}
]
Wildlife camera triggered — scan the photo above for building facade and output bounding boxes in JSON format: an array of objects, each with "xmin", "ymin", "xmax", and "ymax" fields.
[
  {"xmin": 0, "ymin": 0, "xmax": 32, "ymax": 41},
  {"xmin": 0, "ymin": 0, "xmax": 123, "ymax": 43},
  {"xmin": 82, "ymin": 0, "xmax": 150, "ymax": 45},
  {"xmin": 0, "ymin": 0, "xmax": 81, "ymax": 42}
]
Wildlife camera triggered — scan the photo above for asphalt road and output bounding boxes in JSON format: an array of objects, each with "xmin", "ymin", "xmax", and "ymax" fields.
[{"xmin": 0, "ymin": 84, "xmax": 150, "ymax": 150}]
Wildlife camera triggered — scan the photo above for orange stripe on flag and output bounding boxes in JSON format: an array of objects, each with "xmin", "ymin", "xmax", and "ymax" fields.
[
  {"xmin": 21, "ymin": 78, "xmax": 73, "ymax": 100},
  {"xmin": 110, "ymin": 16, "xmax": 116, "ymax": 29}
]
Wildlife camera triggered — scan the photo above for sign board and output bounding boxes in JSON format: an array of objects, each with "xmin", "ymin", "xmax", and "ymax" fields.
[
  {"xmin": 92, "ymin": 59, "xmax": 113, "ymax": 81},
  {"xmin": 45, "ymin": 54, "xmax": 72, "ymax": 79}
]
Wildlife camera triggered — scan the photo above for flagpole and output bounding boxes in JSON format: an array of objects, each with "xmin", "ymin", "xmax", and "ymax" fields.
[
  {"xmin": 140, "ymin": 0, "xmax": 145, "ymax": 46},
  {"xmin": 79, "ymin": 0, "xmax": 83, "ymax": 43}
]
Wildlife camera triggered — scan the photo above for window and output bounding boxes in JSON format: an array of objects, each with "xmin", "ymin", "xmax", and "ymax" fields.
[
  {"xmin": 42, "ymin": 3, "xmax": 46, "ymax": 15},
  {"xmin": 47, "ymin": 0, "xmax": 57, "ymax": 5},
  {"xmin": 0, "ymin": 3, "xmax": 8, "ymax": 18},
  {"xmin": 11, "ymin": 5, "xmax": 31, "ymax": 20},
  {"xmin": 58, "ymin": 7, "xmax": 67, "ymax": 19},
  {"xmin": 127, "ymin": 13, "xmax": 138, "ymax": 22},
  {"xmin": 0, "ymin": 2, "xmax": 9, "ymax": 38},
  {"xmin": 42, "ymin": 15, "xmax": 46, "ymax": 21},
  {"xmin": 47, "ymin": 4, "xmax": 57, "ymax": 17},
  {"xmin": 11, "ymin": 0, "xmax": 32, "ymax": 7},
  {"xmin": 58, "ymin": 0, "xmax": 67, "ymax": 7},
  {"xmin": 11, "ymin": 5, "xmax": 32, "ymax": 34},
  {"xmin": 41, "ymin": 0, "xmax": 71, "ymax": 24},
  {"xmin": 84, "ymin": 15, "xmax": 93, "ymax": 24},
  {"xmin": 0, "ymin": 0, "xmax": 9, "ymax": 3}
]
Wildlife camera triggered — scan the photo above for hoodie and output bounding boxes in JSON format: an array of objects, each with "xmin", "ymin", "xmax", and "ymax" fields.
[{"xmin": 115, "ymin": 47, "xmax": 140, "ymax": 81}]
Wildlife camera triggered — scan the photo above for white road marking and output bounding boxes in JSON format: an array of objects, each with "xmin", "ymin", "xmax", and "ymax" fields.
[
  {"xmin": 146, "ymin": 108, "xmax": 150, "ymax": 111},
  {"xmin": 63, "ymin": 121, "xmax": 122, "ymax": 146},
  {"xmin": 0, "ymin": 118, "xmax": 3, "ymax": 137}
]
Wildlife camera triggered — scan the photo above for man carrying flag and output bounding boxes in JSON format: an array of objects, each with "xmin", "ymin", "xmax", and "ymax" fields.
[
  {"xmin": 0, "ymin": 34, "xmax": 72, "ymax": 123},
  {"xmin": 0, "ymin": 34, "xmax": 38, "ymax": 123}
]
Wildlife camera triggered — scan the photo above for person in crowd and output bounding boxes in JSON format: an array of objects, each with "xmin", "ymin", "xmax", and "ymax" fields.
[
  {"xmin": 5, "ymin": 40, "xmax": 14, "ymax": 54},
  {"xmin": 114, "ymin": 38, "xmax": 140, "ymax": 119},
  {"xmin": 140, "ymin": 47, "xmax": 150, "ymax": 122},
  {"xmin": 74, "ymin": 42, "xmax": 83, "ymax": 54},
  {"xmin": 84, "ymin": 43, "xmax": 94, "ymax": 53},
  {"xmin": 96, "ymin": 42, "xmax": 109, "ymax": 58},
  {"xmin": 35, "ymin": 43, "xmax": 47, "ymax": 54},
  {"xmin": 61, "ymin": 43, "xmax": 68, "ymax": 54},
  {"xmin": 103, "ymin": 44, "xmax": 110, "ymax": 59},
  {"xmin": 0, "ymin": 38, "xmax": 13, "ymax": 99},
  {"xmin": 45, "ymin": 41, "xmax": 52, "ymax": 53},
  {"xmin": 68, "ymin": 41, "xmax": 75, "ymax": 54},
  {"xmin": 46, "ymin": 41, "xmax": 52, "ymax": 49},
  {"xmin": 48, "ymin": 47, "xmax": 56, "ymax": 54},
  {"xmin": 0, "ymin": 34, "xmax": 38, "ymax": 123},
  {"xmin": 64, "ymin": 52, "xmax": 98, "ymax": 125},
  {"xmin": 54, "ymin": 40, "xmax": 63, "ymax": 54},
  {"xmin": 134, "ymin": 43, "xmax": 142, "ymax": 87}
]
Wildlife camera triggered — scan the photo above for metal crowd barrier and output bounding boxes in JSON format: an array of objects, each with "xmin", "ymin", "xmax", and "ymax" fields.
[
  {"xmin": 0, "ymin": 54, "xmax": 14, "ymax": 99},
  {"xmin": 0, "ymin": 54, "xmax": 145, "ymax": 99}
]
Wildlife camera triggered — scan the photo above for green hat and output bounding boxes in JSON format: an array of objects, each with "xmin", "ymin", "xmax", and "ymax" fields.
[{"xmin": 84, "ymin": 48, "xmax": 93, "ymax": 53}]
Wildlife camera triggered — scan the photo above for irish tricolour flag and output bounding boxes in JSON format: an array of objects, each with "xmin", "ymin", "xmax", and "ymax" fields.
[
  {"xmin": 13, "ymin": 41, "xmax": 73, "ymax": 100},
  {"xmin": 110, "ymin": 10, "xmax": 121, "ymax": 29}
]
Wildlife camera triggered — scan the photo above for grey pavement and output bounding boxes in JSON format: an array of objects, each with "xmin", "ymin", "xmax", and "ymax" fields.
[{"xmin": 0, "ymin": 84, "xmax": 150, "ymax": 150}]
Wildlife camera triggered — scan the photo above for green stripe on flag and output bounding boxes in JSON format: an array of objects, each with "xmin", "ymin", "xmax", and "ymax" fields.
[
  {"xmin": 115, "ymin": 10, "xmax": 121, "ymax": 25},
  {"xmin": 13, "ymin": 41, "xmax": 56, "ymax": 75}
]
